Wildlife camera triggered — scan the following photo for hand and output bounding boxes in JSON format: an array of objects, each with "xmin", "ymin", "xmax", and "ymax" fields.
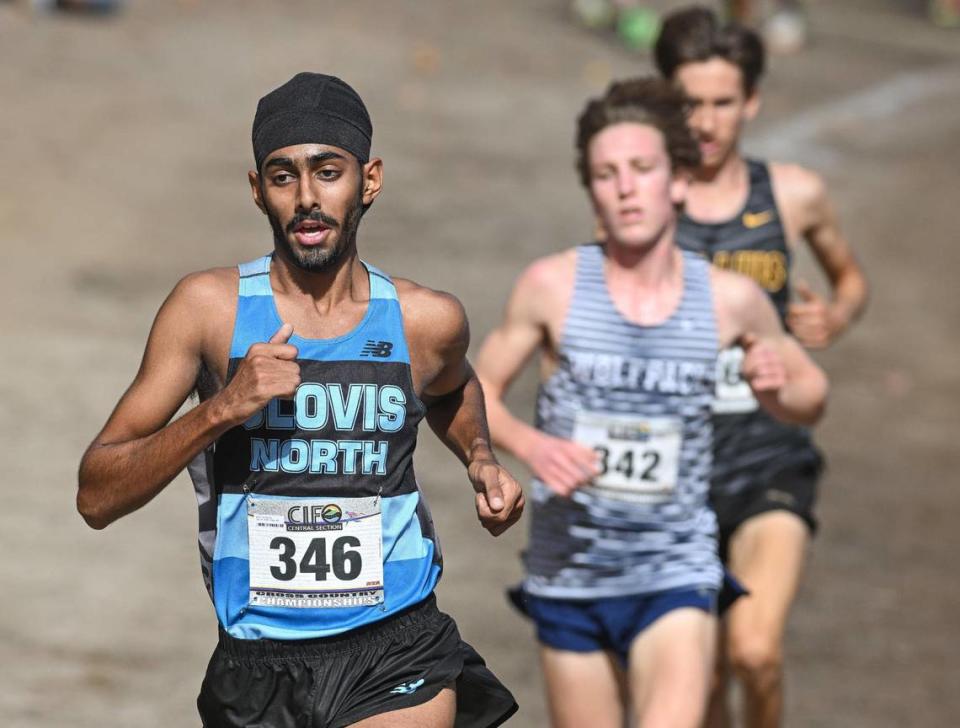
[
  {"xmin": 215, "ymin": 323, "xmax": 301, "ymax": 425},
  {"xmin": 526, "ymin": 432, "xmax": 599, "ymax": 497},
  {"xmin": 468, "ymin": 457, "xmax": 525, "ymax": 537},
  {"xmin": 787, "ymin": 280, "xmax": 844, "ymax": 349},
  {"xmin": 739, "ymin": 332, "xmax": 787, "ymax": 401}
]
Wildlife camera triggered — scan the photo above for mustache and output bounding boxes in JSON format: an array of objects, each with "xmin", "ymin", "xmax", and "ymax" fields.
[{"xmin": 286, "ymin": 210, "xmax": 340, "ymax": 234}]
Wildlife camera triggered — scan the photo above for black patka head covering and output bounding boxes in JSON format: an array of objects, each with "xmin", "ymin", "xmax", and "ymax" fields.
[{"xmin": 252, "ymin": 72, "xmax": 372, "ymax": 171}]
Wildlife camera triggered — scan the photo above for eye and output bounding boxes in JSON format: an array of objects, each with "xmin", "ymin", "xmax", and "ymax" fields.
[
  {"xmin": 318, "ymin": 168, "xmax": 341, "ymax": 180},
  {"xmin": 272, "ymin": 173, "xmax": 295, "ymax": 185}
]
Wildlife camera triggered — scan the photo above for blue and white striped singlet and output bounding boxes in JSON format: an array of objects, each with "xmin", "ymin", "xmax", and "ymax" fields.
[{"xmin": 523, "ymin": 244, "xmax": 723, "ymax": 599}]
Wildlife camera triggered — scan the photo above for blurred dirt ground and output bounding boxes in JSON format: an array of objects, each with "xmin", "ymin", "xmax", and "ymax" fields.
[{"xmin": 1, "ymin": 1, "xmax": 958, "ymax": 725}]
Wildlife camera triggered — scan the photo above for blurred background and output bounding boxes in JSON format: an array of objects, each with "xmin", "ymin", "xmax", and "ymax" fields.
[{"xmin": 1, "ymin": 0, "xmax": 958, "ymax": 725}]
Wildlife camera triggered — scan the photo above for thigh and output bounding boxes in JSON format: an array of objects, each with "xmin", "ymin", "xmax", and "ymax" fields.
[
  {"xmin": 540, "ymin": 646, "xmax": 625, "ymax": 728},
  {"xmin": 349, "ymin": 687, "xmax": 456, "ymax": 728},
  {"xmin": 725, "ymin": 510, "xmax": 809, "ymax": 648},
  {"xmin": 628, "ymin": 608, "xmax": 717, "ymax": 728}
]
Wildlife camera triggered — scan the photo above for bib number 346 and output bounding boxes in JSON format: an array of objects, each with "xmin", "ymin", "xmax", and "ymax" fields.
[{"xmin": 247, "ymin": 496, "xmax": 384, "ymax": 608}]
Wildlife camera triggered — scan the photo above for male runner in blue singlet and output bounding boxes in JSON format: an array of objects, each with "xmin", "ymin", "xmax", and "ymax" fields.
[
  {"xmin": 77, "ymin": 73, "xmax": 522, "ymax": 728},
  {"xmin": 475, "ymin": 78, "xmax": 827, "ymax": 728},
  {"xmin": 655, "ymin": 8, "xmax": 869, "ymax": 728}
]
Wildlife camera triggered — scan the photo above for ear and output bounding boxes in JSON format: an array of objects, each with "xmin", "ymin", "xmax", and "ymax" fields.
[
  {"xmin": 361, "ymin": 158, "xmax": 384, "ymax": 207},
  {"xmin": 248, "ymin": 171, "xmax": 267, "ymax": 214},
  {"xmin": 744, "ymin": 90, "xmax": 761, "ymax": 122},
  {"xmin": 670, "ymin": 168, "xmax": 691, "ymax": 206}
]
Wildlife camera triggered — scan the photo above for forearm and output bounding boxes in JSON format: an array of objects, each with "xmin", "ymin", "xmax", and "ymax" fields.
[
  {"xmin": 425, "ymin": 374, "xmax": 500, "ymax": 468},
  {"xmin": 77, "ymin": 396, "xmax": 237, "ymax": 529},
  {"xmin": 477, "ymin": 375, "xmax": 546, "ymax": 465},
  {"xmin": 829, "ymin": 268, "xmax": 869, "ymax": 335}
]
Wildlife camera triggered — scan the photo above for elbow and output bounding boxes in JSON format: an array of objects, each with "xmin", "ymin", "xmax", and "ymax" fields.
[
  {"xmin": 76, "ymin": 491, "xmax": 111, "ymax": 530},
  {"xmin": 798, "ymin": 399, "xmax": 826, "ymax": 427},
  {"xmin": 76, "ymin": 471, "xmax": 114, "ymax": 530}
]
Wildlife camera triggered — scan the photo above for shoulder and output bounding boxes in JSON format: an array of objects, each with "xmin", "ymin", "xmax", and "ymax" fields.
[
  {"xmin": 710, "ymin": 266, "xmax": 766, "ymax": 317},
  {"xmin": 516, "ymin": 247, "xmax": 578, "ymax": 293},
  {"xmin": 507, "ymin": 247, "xmax": 579, "ymax": 317},
  {"xmin": 169, "ymin": 266, "xmax": 237, "ymax": 304},
  {"xmin": 158, "ymin": 266, "xmax": 238, "ymax": 341},
  {"xmin": 769, "ymin": 162, "xmax": 827, "ymax": 210},
  {"xmin": 393, "ymin": 277, "xmax": 469, "ymax": 352}
]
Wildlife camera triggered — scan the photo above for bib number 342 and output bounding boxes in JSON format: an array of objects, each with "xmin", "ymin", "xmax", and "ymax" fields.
[{"xmin": 573, "ymin": 412, "xmax": 682, "ymax": 501}]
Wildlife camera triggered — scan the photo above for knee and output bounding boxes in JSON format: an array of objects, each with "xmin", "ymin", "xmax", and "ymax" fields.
[{"xmin": 727, "ymin": 635, "xmax": 783, "ymax": 693}]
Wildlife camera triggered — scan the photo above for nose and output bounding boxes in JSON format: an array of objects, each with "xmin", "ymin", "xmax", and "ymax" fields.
[
  {"xmin": 616, "ymin": 167, "xmax": 635, "ymax": 199},
  {"xmin": 692, "ymin": 105, "xmax": 716, "ymax": 136},
  {"xmin": 295, "ymin": 175, "xmax": 320, "ymax": 213}
]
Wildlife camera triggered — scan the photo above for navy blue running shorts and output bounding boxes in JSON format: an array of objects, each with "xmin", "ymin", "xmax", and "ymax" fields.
[
  {"xmin": 198, "ymin": 595, "xmax": 517, "ymax": 728},
  {"xmin": 509, "ymin": 587, "xmax": 719, "ymax": 664}
]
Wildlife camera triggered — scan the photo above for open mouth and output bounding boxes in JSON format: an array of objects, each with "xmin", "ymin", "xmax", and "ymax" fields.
[{"xmin": 293, "ymin": 220, "xmax": 331, "ymax": 246}]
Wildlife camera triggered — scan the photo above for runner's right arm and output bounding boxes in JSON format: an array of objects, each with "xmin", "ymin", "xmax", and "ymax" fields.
[
  {"xmin": 77, "ymin": 272, "xmax": 300, "ymax": 529},
  {"xmin": 475, "ymin": 258, "xmax": 598, "ymax": 497}
]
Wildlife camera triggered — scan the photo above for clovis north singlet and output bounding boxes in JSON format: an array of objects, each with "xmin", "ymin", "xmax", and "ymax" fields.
[
  {"xmin": 523, "ymin": 244, "xmax": 723, "ymax": 600},
  {"xmin": 187, "ymin": 255, "xmax": 441, "ymax": 640},
  {"xmin": 676, "ymin": 159, "xmax": 822, "ymax": 496}
]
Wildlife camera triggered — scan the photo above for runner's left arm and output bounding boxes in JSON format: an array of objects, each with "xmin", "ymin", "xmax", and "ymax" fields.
[
  {"xmin": 776, "ymin": 164, "xmax": 869, "ymax": 348},
  {"xmin": 408, "ymin": 288, "xmax": 524, "ymax": 537},
  {"xmin": 715, "ymin": 269, "xmax": 829, "ymax": 426}
]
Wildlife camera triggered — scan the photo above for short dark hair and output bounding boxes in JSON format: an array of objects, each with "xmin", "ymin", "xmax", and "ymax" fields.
[
  {"xmin": 654, "ymin": 5, "xmax": 765, "ymax": 95},
  {"xmin": 575, "ymin": 77, "xmax": 701, "ymax": 187}
]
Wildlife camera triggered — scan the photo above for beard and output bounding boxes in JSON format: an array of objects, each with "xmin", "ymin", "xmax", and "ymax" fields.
[{"xmin": 266, "ymin": 185, "xmax": 364, "ymax": 273}]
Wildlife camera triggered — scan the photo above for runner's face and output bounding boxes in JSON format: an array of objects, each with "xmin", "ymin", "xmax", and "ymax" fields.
[
  {"xmin": 674, "ymin": 58, "xmax": 759, "ymax": 169},
  {"xmin": 251, "ymin": 143, "xmax": 366, "ymax": 273},
  {"xmin": 587, "ymin": 122, "xmax": 686, "ymax": 251}
]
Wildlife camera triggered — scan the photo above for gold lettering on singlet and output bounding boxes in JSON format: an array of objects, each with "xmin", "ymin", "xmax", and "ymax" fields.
[{"xmin": 712, "ymin": 250, "xmax": 788, "ymax": 292}]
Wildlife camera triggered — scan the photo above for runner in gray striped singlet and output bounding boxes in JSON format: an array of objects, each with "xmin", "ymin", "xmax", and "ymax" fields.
[
  {"xmin": 656, "ymin": 10, "xmax": 869, "ymax": 728},
  {"xmin": 476, "ymin": 78, "xmax": 828, "ymax": 728},
  {"xmin": 525, "ymin": 243, "xmax": 721, "ymax": 600}
]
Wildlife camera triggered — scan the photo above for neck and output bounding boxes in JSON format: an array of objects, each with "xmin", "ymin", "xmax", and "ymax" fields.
[
  {"xmin": 694, "ymin": 147, "xmax": 745, "ymax": 187},
  {"xmin": 604, "ymin": 224, "xmax": 681, "ymax": 289},
  {"xmin": 271, "ymin": 244, "xmax": 367, "ymax": 308}
]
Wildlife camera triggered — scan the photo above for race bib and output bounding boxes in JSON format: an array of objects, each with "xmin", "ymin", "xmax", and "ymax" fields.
[
  {"xmin": 573, "ymin": 411, "xmax": 682, "ymax": 501},
  {"xmin": 713, "ymin": 346, "xmax": 759, "ymax": 414},
  {"xmin": 247, "ymin": 496, "xmax": 384, "ymax": 609}
]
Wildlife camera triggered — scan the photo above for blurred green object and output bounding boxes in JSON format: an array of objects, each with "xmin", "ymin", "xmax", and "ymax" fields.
[
  {"xmin": 571, "ymin": 0, "xmax": 617, "ymax": 30},
  {"xmin": 617, "ymin": 6, "xmax": 660, "ymax": 51},
  {"xmin": 929, "ymin": 0, "xmax": 960, "ymax": 27}
]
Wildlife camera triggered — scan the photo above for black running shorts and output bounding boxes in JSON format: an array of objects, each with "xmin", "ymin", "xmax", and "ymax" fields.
[
  {"xmin": 197, "ymin": 595, "xmax": 517, "ymax": 728},
  {"xmin": 712, "ymin": 459, "xmax": 822, "ymax": 563}
]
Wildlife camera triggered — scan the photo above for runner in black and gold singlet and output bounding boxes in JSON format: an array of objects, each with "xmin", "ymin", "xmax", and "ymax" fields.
[{"xmin": 657, "ymin": 8, "xmax": 869, "ymax": 728}]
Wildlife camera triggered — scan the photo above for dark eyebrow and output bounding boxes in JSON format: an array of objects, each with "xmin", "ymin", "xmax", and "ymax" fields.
[
  {"xmin": 263, "ymin": 151, "xmax": 347, "ymax": 171},
  {"xmin": 264, "ymin": 156, "xmax": 294, "ymax": 170},
  {"xmin": 309, "ymin": 151, "xmax": 347, "ymax": 164}
]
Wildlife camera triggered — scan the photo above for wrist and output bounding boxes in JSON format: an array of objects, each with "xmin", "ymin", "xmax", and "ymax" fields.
[
  {"xmin": 827, "ymin": 300, "xmax": 853, "ymax": 337},
  {"xmin": 467, "ymin": 437, "xmax": 497, "ymax": 466},
  {"xmin": 205, "ymin": 390, "xmax": 244, "ymax": 432}
]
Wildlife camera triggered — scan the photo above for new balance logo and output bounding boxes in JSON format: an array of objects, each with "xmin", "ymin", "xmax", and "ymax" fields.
[
  {"xmin": 390, "ymin": 678, "xmax": 425, "ymax": 695},
  {"xmin": 360, "ymin": 340, "xmax": 394, "ymax": 358}
]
